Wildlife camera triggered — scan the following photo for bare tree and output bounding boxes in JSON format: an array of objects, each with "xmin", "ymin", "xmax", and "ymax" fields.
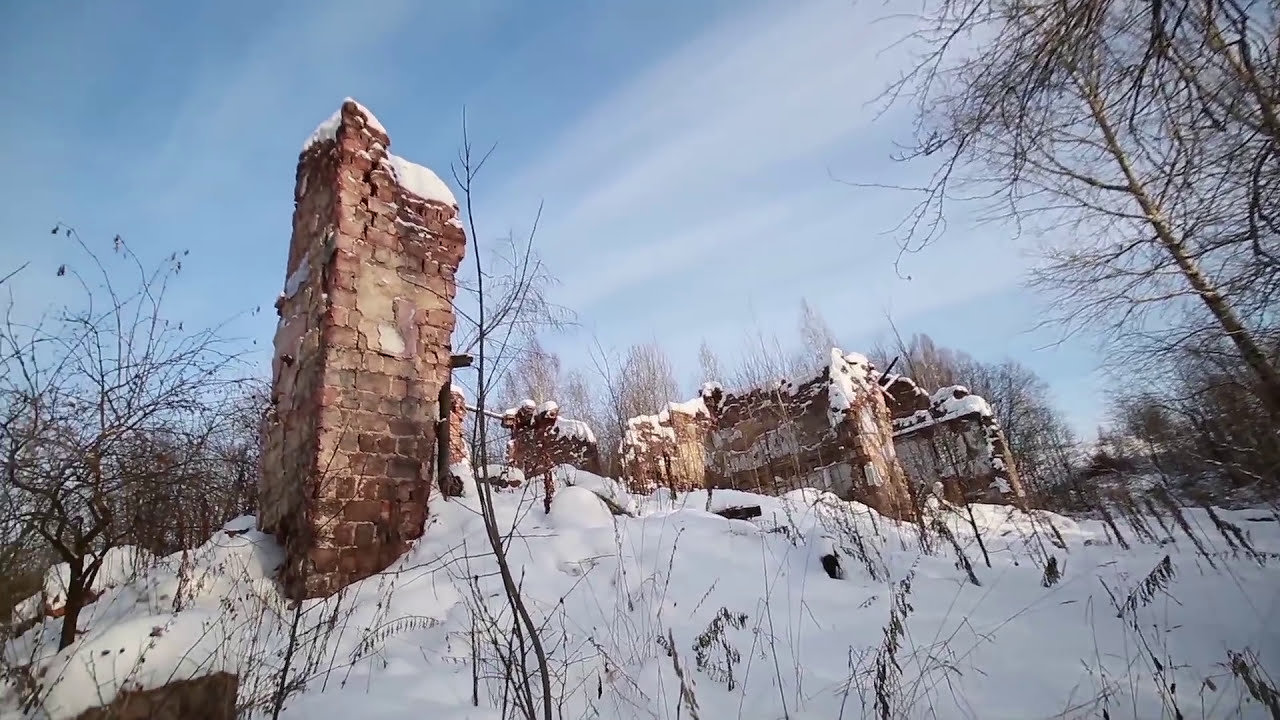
[
  {"xmin": 0, "ymin": 227, "xmax": 244, "ymax": 649},
  {"xmin": 451, "ymin": 119, "xmax": 555, "ymax": 720},
  {"xmin": 876, "ymin": 0, "xmax": 1280, "ymax": 420},
  {"xmin": 791, "ymin": 298, "xmax": 839, "ymax": 375},
  {"xmin": 696, "ymin": 339, "xmax": 723, "ymax": 389},
  {"xmin": 619, "ymin": 342, "xmax": 680, "ymax": 420},
  {"xmin": 496, "ymin": 336, "xmax": 562, "ymax": 411}
]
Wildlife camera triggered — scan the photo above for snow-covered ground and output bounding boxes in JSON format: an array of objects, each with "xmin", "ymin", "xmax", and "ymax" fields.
[{"xmin": 4, "ymin": 466, "xmax": 1279, "ymax": 719}]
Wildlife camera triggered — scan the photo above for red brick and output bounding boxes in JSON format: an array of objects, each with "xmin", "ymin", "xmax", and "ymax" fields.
[
  {"xmin": 344, "ymin": 500, "xmax": 382, "ymax": 523},
  {"xmin": 387, "ymin": 455, "xmax": 420, "ymax": 479},
  {"xmin": 353, "ymin": 522, "xmax": 375, "ymax": 546},
  {"xmin": 311, "ymin": 548, "xmax": 339, "ymax": 573},
  {"xmin": 263, "ymin": 101, "xmax": 468, "ymax": 601},
  {"xmin": 356, "ymin": 372, "xmax": 390, "ymax": 394}
]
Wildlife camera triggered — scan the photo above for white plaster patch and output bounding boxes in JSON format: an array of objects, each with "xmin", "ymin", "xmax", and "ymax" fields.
[{"xmin": 378, "ymin": 324, "xmax": 406, "ymax": 356}]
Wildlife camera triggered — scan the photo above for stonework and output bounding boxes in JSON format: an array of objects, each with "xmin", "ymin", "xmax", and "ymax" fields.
[
  {"xmin": 501, "ymin": 401, "xmax": 602, "ymax": 479},
  {"xmin": 621, "ymin": 350, "xmax": 916, "ymax": 519},
  {"xmin": 259, "ymin": 99, "xmax": 466, "ymax": 599},
  {"xmin": 448, "ymin": 387, "xmax": 469, "ymax": 466},
  {"xmin": 889, "ymin": 383, "xmax": 1026, "ymax": 504},
  {"xmin": 620, "ymin": 400, "xmax": 712, "ymax": 494}
]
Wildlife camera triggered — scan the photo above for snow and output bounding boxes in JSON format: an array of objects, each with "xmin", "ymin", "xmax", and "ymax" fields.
[
  {"xmin": 5, "ymin": 518, "xmax": 283, "ymax": 718},
  {"xmin": 281, "ymin": 252, "xmax": 310, "ymax": 300},
  {"xmin": 347, "ymin": 98, "xmax": 386, "ymax": 136},
  {"xmin": 302, "ymin": 109, "xmax": 342, "ymax": 152},
  {"xmin": 300, "ymin": 99, "xmax": 457, "ymax": 208},
  {"xmin": 384, "ymin": 154, "xmax": 457, "ymax": 208},
  {"xmin": 301, "ymin": 98, "xmax": 387, "ymax": 152},
  {"xmin": 11, "ymin": 546, "xmax": 156, "ymax": 625},
  {"xmin": 826, "ymin": 347, "xmax": 871, "ymax": 429},
  {"xmin": 552, "ymin": 417, "xmax": 596, "ymax": 443},
  {"xmin": 893, "ymin": 384, "xmax": 997, "ymax": 435},
  {"xmin": 6, "ymin": 473, "xmax": 1280, "ymax": 720},
  {"xmin": 547, "ymin": 486, "xmax": 614, "ymax": 530}
]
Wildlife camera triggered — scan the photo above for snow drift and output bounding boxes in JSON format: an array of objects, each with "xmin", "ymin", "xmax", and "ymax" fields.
[{"xmin": 4, "ymin": 465, "xmax": 1278, "ymax": 719}]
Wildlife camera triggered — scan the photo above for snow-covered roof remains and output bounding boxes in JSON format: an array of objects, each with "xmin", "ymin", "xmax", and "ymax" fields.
[
  {"xmin": 384, "ymin": 153, "xmax": 457, "ymax": 208},
  {"xmin": 501, "ymin": 398, "xmax": 597, "ymax": 444},
  {"xmin": 825, "ymin": 348, "xmax": 876, "ymax": 429},
  {"xmin": 892, "ymin": 385, "xmax": 995, "ymax": 435},
  {"xmin": 301, "ymin": 98, "xmax": 458, "ymax": 208}
]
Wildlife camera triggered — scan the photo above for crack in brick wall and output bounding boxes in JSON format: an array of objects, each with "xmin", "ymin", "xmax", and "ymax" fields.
[{"xmin": 259, "ymin": 100, "xmax": 466, "ymax": 599}]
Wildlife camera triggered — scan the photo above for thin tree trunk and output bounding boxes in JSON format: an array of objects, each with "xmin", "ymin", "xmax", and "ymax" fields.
[
  {"xmin": 1083, "ymin": 86, "xmax": 1280, "ymax": 422},
  {"xmin": 58, "ymin": 559, "xmax": 84, "ymax": 650}
]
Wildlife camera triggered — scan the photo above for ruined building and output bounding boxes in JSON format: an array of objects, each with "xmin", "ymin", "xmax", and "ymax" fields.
[
  {"xmin": 883, "ymin": 376, "xmax": 1025, "ymax": 504},
  {"xmin": 620, "ymin": 350, "xmax": 916, "ymax": 520},
  {"xmin": 259, "ymin": 99, "xmax": 466, "ymax": 599},
  {"xmin": 502, "ymin": 401, "xmax": 602, "ymax": 478}
]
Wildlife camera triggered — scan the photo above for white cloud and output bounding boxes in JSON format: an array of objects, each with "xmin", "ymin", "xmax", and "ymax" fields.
[{"xmin": 493, "ymin": 0, "xmax": 1024, "ymax": 324}]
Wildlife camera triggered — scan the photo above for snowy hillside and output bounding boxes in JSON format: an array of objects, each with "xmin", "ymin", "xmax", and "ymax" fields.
[{"xmin": 4, "ymin": 466, "xmax": 1279, "ymax": 719}]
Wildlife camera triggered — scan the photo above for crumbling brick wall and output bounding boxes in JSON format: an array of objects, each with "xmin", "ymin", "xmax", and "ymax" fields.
[
  {"xmin": 621, "ymin": 351, "xmax": 915, "ymax": 519},
  {"xmin": 619, "ymin": 399, "xmax": 712, "ymax": 494},
  {"xmin": 502, "ymin": 401, "xmax": 602, "ymax": 478},
  {"xmin": 891, "ymin": 385, "xmax": 1026, "ymax": 505},
  {"xmin": 259, "ymin": 99, "xmax": 466, "ymax": 599},
  {"xmin": 448, "ymin": 387, "xmax": 469, "ymax": 466}
]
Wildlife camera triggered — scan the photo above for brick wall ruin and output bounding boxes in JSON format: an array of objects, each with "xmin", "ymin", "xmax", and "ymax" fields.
[
  {"xmin": 885, "ymin": 379, "xmax": 1026, "ymax": 504},
  {"xmin": 448, "ymin": 387, "xmax": 469, "ymax": 466},
  {"xmin": 621, "ymin": 350, "xmax": 915, "ymax": 519},
  {"xmin": 620, "ymin": 399, "xmax": 713, "ymax": 494},
  {"xmin": 259, "ymin": 99, "xmax": 466, "ymax": 599},
  {"xmin": 501, "ymin": 401, "xmax": 602, "ymax": 478}
]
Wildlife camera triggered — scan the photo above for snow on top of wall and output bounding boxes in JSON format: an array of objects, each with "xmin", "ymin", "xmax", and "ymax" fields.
[
  {"xmin": 663, "ymin": 397, "xmax": 709, "ymax": 421},
  {"xmin": 501, "ymin": 398, "xmax": 596, "ymax": 443},
  {"xmin": 621, "ymin": 396, "xmax": 710, "ymax": 456},
  {"xmin": 552, "ymin": 417, "xmax": 596, "ymax": 444},
  {"xmin": 302, "ymin": 108, "xmax": 343, "ymax": 152},
  {"xmin": 892, "ymin": 385, "xmax": 995, "ymax": 435},
  {"xmin": 385, "ymin": 154, "xmax": 458, "ymax": 207},
  {"xmin": 281, "ymin": 251, "xmax": 311, "ymax": 300},
  {"xmin": 826, "ymin": 348, "xmax": 875, "ymax": 429},
  {"xmin": 302, "ymin": 98, "xmax": 388, "ymax": 152},
  {"xmin": 300, "ymin": 99, "xmax": 457, "ymax": 208},
  {"xmin": 348, "ymin": 98, "xmax": 386, "ymax": 135}
]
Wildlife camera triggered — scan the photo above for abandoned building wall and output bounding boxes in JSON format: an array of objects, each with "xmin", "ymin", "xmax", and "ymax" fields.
[
  {"xmin": 619, "ymin": 398, "xmax": 712, "ymax": 493},
  {"xmin": 259, "ymin": 99, "xmax": 466, "ymax": 599},
  {"xmin": 502, "ymin": 401, "xmax": 602, "ymax": 478},
  {"xmin": 881, "ymin": 374, "xmax": 931, "ymax": 420},
  {"xmin": 448, "ymin": 386, "xmax": 469, "ymax": 466},
  {"xmin": 620, "ymin": 351, "xmax": 914, "ymax": 519},
  {"xmin": 892, "ymin": 385, "xmax": 1026, "ymax": 504}
]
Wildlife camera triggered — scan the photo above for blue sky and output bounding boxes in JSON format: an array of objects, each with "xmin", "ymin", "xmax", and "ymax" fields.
[{"xmin": 0, "ymin": 0, "xmax": 1108, "ymax": 434}]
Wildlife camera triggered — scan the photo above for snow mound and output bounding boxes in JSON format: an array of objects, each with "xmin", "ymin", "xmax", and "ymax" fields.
[{"xmin": 548, "ymin": 486, "xmax": 614, "ymax": 529}]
